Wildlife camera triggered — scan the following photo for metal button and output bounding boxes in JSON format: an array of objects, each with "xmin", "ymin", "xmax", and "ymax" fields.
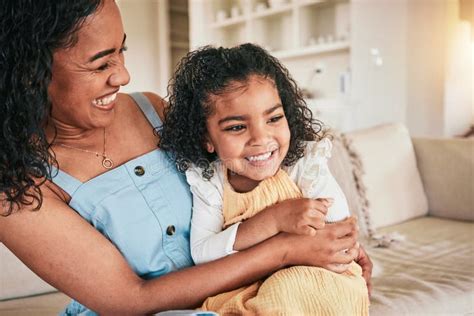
[
  {"xmin": 134, "ymin": 166, "xmax": 145, "ymax": 176},
  {"xmin": 166, "ymin": 225, "xmax": 176, "ymax": 236}
]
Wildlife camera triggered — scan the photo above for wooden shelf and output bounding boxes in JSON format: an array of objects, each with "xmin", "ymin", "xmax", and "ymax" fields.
[
  {"xmin": 171, "ymin": 41, "xmax": 189, "ymax": 50},
  {"xmin": 211, "ymin": 16, "xmax": 247, "ymax": 29},
  {"xmin": 252, "ymin": 4, "xmax": 293, "ymax": 19},
  {"xmin": 297, "ymin": 0, "xmax": 327, "ymax": 8},
  {"xmin": 272, "ymin": 41, "xmax": 350, "ymax": 59}
]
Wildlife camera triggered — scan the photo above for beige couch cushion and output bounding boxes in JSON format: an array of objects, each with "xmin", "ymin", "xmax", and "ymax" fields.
[
  {"xmin": 413, "ymin": 138, "xmax": 474, "ymax": 221},
  {"xmin": 0, "ymin": 244, "xmax": 56, "ymax": 300},
  {"xmin": 368, "ymin": 217, "xmax": 474, "ymax": 315},
  {"xmin": 345, "ymin": 123, "xmax": 429, "ymax": 229},
  {"xmin": 328, "ymin": 133, "xmax": 373, "ymax": 237},
  {"xmin": 0, "ymin": 292, "xmax": 69, "ymax": 316}
]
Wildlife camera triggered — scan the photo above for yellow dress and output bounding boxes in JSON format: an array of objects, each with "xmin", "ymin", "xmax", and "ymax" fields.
[{"xmin": 201, "ymin": 168, "xmax": 369, "ymax": 316}]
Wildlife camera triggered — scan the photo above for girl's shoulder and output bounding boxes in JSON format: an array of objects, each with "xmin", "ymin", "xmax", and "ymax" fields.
[
  {"xmin": 283, "ymin": 138, "xmax": 333, "ymax": 178},
  {"xmin": 303, "ymin": 137, "xmax": 333, "ymax": 160},
  {"xmin": 184, "ymin": 161, "xmax": 225, "ymax": 203}
]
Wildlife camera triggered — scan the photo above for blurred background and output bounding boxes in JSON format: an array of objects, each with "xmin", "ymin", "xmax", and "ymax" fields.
[{"xmin": 117, "ymin": 0, "xmax": 473, "ymax": 137}]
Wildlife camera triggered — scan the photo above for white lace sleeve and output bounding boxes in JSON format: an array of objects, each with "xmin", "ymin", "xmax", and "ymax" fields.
[
  {"xmin": 286, "ymin": 139, "xmax": 350, "ymax": 222},
  {"xmin": 185, "ymin": 163, "xmax": 240, "ymax": 265}
]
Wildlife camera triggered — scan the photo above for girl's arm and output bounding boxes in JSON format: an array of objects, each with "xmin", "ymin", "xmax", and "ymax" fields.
[
  {"xmin": 0, "ymin": 184, "xmax": 359, "ymax": 315},
  {"xmin": 188, "ymin": 168, "xmax": 328, "ymax": 263}
]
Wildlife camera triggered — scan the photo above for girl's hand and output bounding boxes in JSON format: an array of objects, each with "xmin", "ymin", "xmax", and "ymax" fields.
[
  {"xmin": 273, "ymin": 198, "xmax": 332, "ymax": 236},
  {"xmin": 280, "ymin": 216, "xmax": 359, "ymax": 270}
]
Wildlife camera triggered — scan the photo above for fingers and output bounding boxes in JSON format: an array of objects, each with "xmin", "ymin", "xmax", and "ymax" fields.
[
  {"xmin": 316, "ymin": 197, "xmax": 334, "ymax": 209},
  {"xmin": 326, "ymin": 263, "xmax": 351, "ymax": 273},
  {"xmin": 326, "ymin": 216, "xmax": 358, "ymax": 239},
  {"xmin": 300, "ymin": 226, "xmax": 317, "ymax": 236}
]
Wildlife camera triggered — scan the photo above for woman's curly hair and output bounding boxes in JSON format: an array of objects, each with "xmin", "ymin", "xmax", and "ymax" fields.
[
  {"xmin": 0, "ymin": 0, "xmax": 102, "ymax": 215},
  {"xmin": 159, "ymin": 43, "xmax": 323, "ymax": 180}
]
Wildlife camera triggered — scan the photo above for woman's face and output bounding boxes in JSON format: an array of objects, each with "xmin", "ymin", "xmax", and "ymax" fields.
[{"xmin": 48, "ymin": 0, "xmax": 130, "ymax": 130}]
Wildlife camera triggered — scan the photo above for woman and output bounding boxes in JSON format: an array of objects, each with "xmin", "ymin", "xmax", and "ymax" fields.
[{"xmin": 0, "ymin": 0, "xmax": 371, "ymax": 314}]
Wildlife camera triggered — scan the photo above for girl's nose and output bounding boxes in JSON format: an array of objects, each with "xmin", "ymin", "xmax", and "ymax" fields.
[
  {"xmin": 108, "ymin": 61, "xmax": 130, "ymax": 87},
  {"xmin": 248, "ymin": 124, "xmax": 269, "ymax": 146}
]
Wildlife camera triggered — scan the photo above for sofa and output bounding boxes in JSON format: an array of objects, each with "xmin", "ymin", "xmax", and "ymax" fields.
[{"xmin": 1, "ymin": 123, "xmax": 473, "ymax": 315}]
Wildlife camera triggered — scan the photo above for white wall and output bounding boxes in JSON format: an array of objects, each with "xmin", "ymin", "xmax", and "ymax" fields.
[
  {"xmin": 120, "ymin": 0, "xmax": 473, "ymax": 137},
  {"xmin": 443, "ymin": 20, "xmax": 473, "ymax": 136},
  {"xmin": 350, "ymin": 0, "xmax": 408, "ymax": 131},
  {"xmin": 405, "ymin": 0, "xmax": 447, "ymax": 137},
  {"xmin": 118, "ymin": 0, "xmax": 165, "ymax": 96}
]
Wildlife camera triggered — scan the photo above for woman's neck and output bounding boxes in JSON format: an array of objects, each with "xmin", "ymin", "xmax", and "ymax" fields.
[{"xmin": 45, "ymin": 118, "xmax": 103, "ymax": 148}]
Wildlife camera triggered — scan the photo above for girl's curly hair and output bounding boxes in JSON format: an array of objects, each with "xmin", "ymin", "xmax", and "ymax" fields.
[
  {"xmin": 0, "ymin": 0, "xmax": 102, "ymax": 215},
  {"xmin": 159, "ymin": 43, "xmax": 323, "ymax": 180}
]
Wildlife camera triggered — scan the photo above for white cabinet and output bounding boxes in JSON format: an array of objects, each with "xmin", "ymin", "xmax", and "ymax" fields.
[
  {"xmin": 190, "ymin": 0, "xmax": 354, "ymax": 131},
  {"xmin": 189, "ymin": 0, "xmax": 458, "ymax": 136}
]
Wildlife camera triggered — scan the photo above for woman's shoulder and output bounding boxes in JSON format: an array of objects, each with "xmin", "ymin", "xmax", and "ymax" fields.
[
  {"xmin": 119, "ymin": 92, "xmax": 166, "ymax": 121},
  {"xmin": 142, "ymin": 92, "xmax": 166, "ymax": 121}
]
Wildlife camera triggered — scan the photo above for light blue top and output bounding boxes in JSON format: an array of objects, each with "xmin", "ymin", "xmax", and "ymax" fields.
[{"xmin": 55, "ymin": 93, "xmax": 194, "ymax": 315}]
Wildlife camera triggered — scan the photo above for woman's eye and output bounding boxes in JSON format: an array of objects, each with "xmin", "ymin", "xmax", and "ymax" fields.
[
  {"xmin": 96, "ymin": 63, "xmax": 110, "ymax": 71},
  {"xmin": 119, "ymin": 45, "xmax": 128, "ymax": 54},
  {"xmin": 268, "ymin": 115, "xmax": 284, "ymax": 123},
  {"xmin": 224, "ymin": 125, "xmax": 245, "ymax": 132}
]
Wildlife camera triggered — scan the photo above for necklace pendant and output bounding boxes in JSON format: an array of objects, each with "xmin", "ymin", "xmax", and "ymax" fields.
[{"xmin": 102, "ymin": 157, "xmax": 114, "ymax": 169}]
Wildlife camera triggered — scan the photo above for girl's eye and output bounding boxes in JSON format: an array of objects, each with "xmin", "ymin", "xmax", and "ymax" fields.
[
  {"xmin": 224, "ymin": 125, "xmax": 245, "ymax": 132},
  {"xmin": 268, "ymin": 115, "xmax": 284, "ymax": 123}
]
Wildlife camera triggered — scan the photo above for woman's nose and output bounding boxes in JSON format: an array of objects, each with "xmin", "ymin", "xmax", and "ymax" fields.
[{"xmin": 108, "ymin": 61, "xmax": 130, "ymax": 87}]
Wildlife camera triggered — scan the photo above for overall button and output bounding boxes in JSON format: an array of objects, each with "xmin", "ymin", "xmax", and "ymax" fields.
[
  {"xmin": 166, "ymin": 225, "xmax": 176, "ymax": 236},
  {"xmin": 134, "ymin": 166, "xmax": 145, "ymax": 176}
]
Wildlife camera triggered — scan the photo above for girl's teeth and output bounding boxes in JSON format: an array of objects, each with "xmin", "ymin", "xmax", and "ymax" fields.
[
  {"xmin": 93, "ymin": 93, "xmax": 117, "ymax": 106},
  {"xmin": 247, "ymin": 151, "xmax": 272, "ymax": 162}
]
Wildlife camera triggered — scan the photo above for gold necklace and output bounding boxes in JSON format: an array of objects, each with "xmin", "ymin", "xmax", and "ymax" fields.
[{"xmin": 57, "ymin": 128, "xmax": 114, "ymax": 169}]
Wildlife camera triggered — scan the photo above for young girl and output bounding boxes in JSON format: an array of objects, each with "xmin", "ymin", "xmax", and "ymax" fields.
[{"xmin": 160, "ymin": 43, "xmax": 369, "ymax": 315}]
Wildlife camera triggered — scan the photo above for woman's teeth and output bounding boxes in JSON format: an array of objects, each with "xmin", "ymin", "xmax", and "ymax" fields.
[
  {"xmin": 246, "ymin": 151, "xmax": 273, "ymax": 162},
  {"xmin": 92, "ymin": 93, "xmax": 117, "ymax": 106}
]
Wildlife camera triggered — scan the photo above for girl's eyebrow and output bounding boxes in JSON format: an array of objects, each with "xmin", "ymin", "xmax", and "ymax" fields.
[
  {"xmin": 218, "ymin": 104, "xmax": 283, "ymax": 125},
  {"xmin": 218, "ymin": 115, "xmax": 245, "ymax": 125},
  {"xmin": 264, "ymin": 104, "xmax": 283, "ymax": 115}
]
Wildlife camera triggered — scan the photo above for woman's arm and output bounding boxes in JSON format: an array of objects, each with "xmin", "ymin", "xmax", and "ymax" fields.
[{"xmin": 0, "ymin": 184, "xmax": 358, "ymax": 315}]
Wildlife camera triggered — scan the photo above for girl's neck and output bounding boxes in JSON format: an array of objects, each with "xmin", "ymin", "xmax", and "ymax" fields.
[{"xmin": 227, "ymin": 170, "xmax": 261, "ymax": 193}]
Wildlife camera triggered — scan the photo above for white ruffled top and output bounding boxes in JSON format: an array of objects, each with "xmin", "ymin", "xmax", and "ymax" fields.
[{"xmin": 185, "ymin": 138, "xmax": 350, "ymax": 264}]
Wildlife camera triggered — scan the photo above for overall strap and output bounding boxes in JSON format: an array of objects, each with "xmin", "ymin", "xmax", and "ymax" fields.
[
  {"xmin": 129, "ymin": 92, "xmax": 163, "ymax": 128},
  {"xmin": 49, "ymin": 166, "xmax": 83, "ymax": 197}
]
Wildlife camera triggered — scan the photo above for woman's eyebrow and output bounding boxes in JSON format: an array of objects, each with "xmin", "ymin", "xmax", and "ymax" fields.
[{"xmin": 88, "ymin": 34, "xmax": 127, "ymax": 63}]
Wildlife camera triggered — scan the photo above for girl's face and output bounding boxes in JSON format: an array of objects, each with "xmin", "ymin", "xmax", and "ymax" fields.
[
  {"xmin": 205, "ymin": 75, "xmax": 291, "ymax": 191},
  {"xmin": 48, "ymin": 0, "xmax": 130, "ymax": 130}
]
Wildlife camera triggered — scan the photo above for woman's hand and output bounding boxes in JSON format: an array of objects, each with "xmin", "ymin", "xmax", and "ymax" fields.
[
  {"xmin": 274, "ymin": 198, "xmax": 333, "ymax": 236},
  {"xmin": 280, "ymin": 216, "xmax": 359, "ymax": 270},
  {"xmin": 355, "ymin": 245, "xmax": 373, "ymax": 297}
]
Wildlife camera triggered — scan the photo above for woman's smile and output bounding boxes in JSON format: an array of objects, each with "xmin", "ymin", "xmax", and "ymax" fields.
[{"xmin": 92, "ymin": 90, "xmax": 119, "ymax": 110}]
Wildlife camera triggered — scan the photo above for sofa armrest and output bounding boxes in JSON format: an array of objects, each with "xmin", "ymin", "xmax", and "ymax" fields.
[{"xmin": 412, "ymin": 137, "xmax": 473, "ymax": 221}]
